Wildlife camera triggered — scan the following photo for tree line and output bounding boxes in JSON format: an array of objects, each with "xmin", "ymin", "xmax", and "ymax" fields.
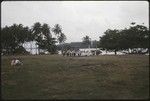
[
  {"xmin": 98, "ymin": 23, "xmax": 149, "ymax": 54},
  {"xmin": 1, "ymin": 22, "xmax": 149, "ymax": 55},
  {"xmin": 1, "ymin": 22, "xmax": 66, "ymax": 55},
  {"xmin": 80, "ymin": 23, "xmax": 149, "ymax": 55}
]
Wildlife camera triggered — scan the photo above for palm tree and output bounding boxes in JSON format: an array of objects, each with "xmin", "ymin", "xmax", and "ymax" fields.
[
  {"xmin": 32, "ymin": 22, "xmax": 42, "ymax": 40},
  {"xmin": 52, "ymin": 24, "xmax": 62, "ymax": 38},
  {"xmin": 41, "ymin": 23, "xmax": 51, "ymax": 40},
  {"xmin": 52, "ymin": 24, "xmax": 67, "ymax": 51},
  {"xmin": 58, "ymin": 33, "xmax": 66, "ymax": 44},
  {"xmin": 82, "ymin": 35, "xmax": 91, "ymax": 48},
  {"xmin": 41, "ymin": 23, "xmax": 57, "ymax": 54},
  {"xmin": 32, "ymin": 22, "xmax": 42, "ymax": 54}
]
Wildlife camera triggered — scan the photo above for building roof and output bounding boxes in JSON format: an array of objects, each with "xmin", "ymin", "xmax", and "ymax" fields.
[{"xmin": 57, "ymin": 41, "xmax": 98, "ymax": 50}]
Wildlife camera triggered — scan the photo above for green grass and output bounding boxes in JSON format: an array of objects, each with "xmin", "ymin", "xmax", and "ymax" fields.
[{"xmin": 1, "ymin": 55, "xmax": 149, "ymax": 99}]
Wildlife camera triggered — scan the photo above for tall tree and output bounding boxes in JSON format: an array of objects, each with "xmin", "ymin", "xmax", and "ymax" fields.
[
  {"xmin": 52, "ymin": 24, "xmax": 67, "ymax": 52},
  {"xmin": 52, "ymin": 24, "xmax": 62, "ymax": 38},
  {"xmin": 31, "ymin": 22, "xmax": 57, "ymax": 54},
  {"xmin": 58, "ymin": 33, "xmax": 66, "ymax": 44},
  {"xmin": 99, "ymin": 29, "xmax": 121, "ymax": 55},
  {"xmin": 32, "ymin": 22, "xmax": 42, "ymax": 54},
  {"xmin": 52, "ymin": 24, "xmax": 66, "ymax": 44},
  {"xmin": 40, "ymin": 23, "xmax": 57, "ymax": 54},
  {"xmin": 98, "ymin": 22, "xmax": 149, "ymax": 54},
  {"xmin": 82, "ymin": 35, "xmax": 91, "ymax": 48},
  {"xmin": 121, "ymin": 23, "xmax": 149, "ymax": 53},
  {"xmin": 1, "ymin": 24, "xmax": 32, "ymax": 55}
]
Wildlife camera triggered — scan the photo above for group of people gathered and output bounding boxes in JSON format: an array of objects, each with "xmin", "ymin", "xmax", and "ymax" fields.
[{"xmin": 62, "ymin": 50, "xmax": 81, "ymax": 57}]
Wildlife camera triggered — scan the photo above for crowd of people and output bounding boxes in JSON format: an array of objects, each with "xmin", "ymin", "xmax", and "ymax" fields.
[{"xmin": 62, "ymin": 50, "xmax": 81, "ymax": 57}]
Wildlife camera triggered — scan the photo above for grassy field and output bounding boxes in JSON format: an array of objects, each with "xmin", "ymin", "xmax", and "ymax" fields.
[{"xmin": 1, "ymin": 55, "xmax": 149, "ymax": 100}]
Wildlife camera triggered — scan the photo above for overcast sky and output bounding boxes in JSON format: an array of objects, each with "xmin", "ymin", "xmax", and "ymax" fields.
[{"xmin": 1, "ymin": 1, "xmax": 149, "ymax": 43}]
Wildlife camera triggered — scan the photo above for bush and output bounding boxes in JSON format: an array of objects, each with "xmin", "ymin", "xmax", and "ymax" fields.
[{"xmin": 14, "ymin": 46, "xmax": 29, "ymax": 54}]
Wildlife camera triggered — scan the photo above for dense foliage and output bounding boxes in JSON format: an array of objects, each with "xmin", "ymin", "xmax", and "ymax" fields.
[
  {"xmin": 1, "ymin": 23, "xmax": 66, "ymax": 55},
  {"xmin": 1, "ymin": 22, "xmax": 149, "ymax": 55},
  {"xmin": 99, "ymin": 23, "xmax": 149, "ymax": 54},
  {"xmin": 1, "ymin": 24, "xmax": 32, "ymax": 55}
]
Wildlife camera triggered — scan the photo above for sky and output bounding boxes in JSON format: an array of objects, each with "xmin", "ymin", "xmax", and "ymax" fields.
[{"xmin": 1, "ymin": 1, "xmax": 149, "ymax": 43}]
